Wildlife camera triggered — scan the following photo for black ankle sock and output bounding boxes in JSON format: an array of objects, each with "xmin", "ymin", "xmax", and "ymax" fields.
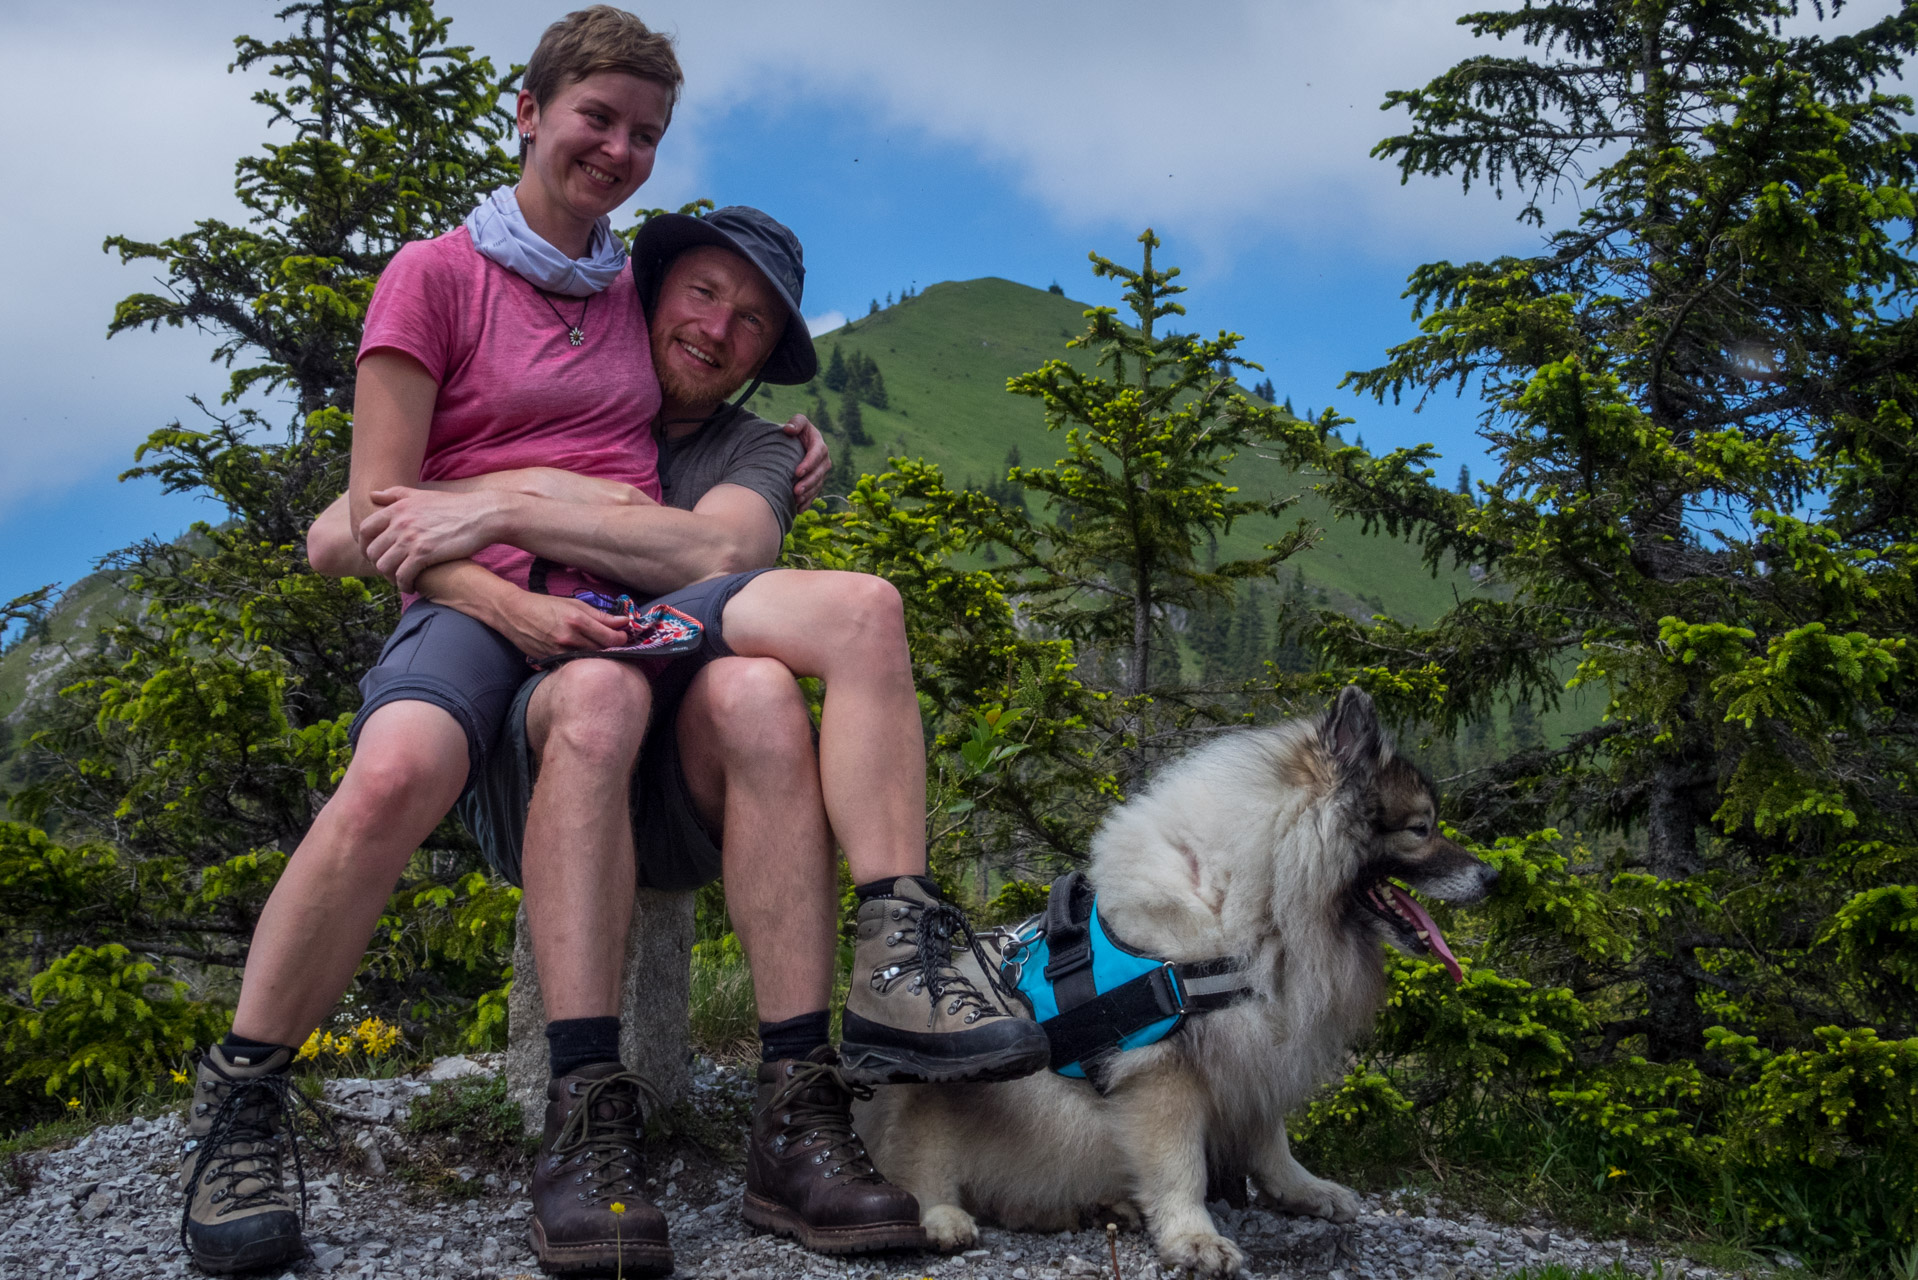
[
  {"xmin": 547, "ymin": 1016, "xmax": 622, "ymax": 1079},
  {"xmin": 219, "ymin": 1031, "xmax": 295, "ymax": 1067},
  {"xmin": 758, "ymin": 1010, "xmax": 831, "ymax": 1064},
  {"xmin": 854, "ymin": 874, "xmax": 937, "ymax": 902}
]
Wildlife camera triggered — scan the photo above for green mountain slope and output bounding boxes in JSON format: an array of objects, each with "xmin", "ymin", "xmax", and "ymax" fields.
[{"xmin": 755, "ymin": 277, "xmax": 1476, "ymax": 625}]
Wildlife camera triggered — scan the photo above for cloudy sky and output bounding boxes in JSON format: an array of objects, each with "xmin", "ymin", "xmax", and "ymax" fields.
[{"xmin": 0, "ymin": 0, "xmax": 1902, "ymax": 611}]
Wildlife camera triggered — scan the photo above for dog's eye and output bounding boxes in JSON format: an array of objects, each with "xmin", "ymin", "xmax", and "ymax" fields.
[{"xmin": 1406, "ymin": 822, "xmax": 1431, "ymax": 839}]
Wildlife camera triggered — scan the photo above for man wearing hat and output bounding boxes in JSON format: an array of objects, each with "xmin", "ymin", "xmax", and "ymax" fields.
[{"xmin": 307, "ymin": 207, "xmax": 1047, "ymax": 1273}]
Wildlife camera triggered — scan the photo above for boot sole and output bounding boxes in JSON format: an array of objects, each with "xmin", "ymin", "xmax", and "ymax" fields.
[
  {"xmin": 836, "ymin": 1038, "xmax": 1050, "ymax": 1086},
  {"xmin": 186, "ymin": 1215, "xmax": 303, "ymax": 1274},
  {"xmin": 742, "ymin": 1192, "xmax": 928, "ymax": 1254},
  {"xmin": 530, "ymin": 1217, "xmax": 674, "ymax": 1277}
]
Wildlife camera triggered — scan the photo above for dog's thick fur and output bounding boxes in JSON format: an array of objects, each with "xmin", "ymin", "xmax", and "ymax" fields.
[{"xmin": 856, "ymin": 688, "xmax": 1497, "ymax": 1277}]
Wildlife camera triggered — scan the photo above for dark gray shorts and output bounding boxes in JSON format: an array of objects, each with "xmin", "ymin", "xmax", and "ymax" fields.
[
  {"xmin": 456, "ymin": 569, "xmax": 773, "ymax": 892},
  {"xmin": 350, "ymin": 601, "xmax": 528, "ymax": 785}
]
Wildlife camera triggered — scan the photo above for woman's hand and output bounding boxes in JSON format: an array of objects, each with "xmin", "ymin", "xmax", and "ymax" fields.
[
  {"xmin": 485, "ymin": 591, "xmax": 629, "ymax": 659},
  {"xmin": 785, "ymin": 413, "xmax": 833, "ymax": 509},
  {"xmin": 360, "ymin": 487, "xmax": 509, "ymax": 592}
]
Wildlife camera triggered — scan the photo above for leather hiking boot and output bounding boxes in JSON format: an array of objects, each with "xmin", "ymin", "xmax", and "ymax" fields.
[
  {"xmin": 743, "ymin": 1046, "xmax": 925, "ymax": 1254},
  {"xmin": 530, "ymin": 1063, "xmax": 671, "ymax": 1278},
  {"xmin": 839, "ymin": 876, "xmax": 1050, "ymax": 1085},
  {"xmin": 178, "ymin": 1044, "xmax": 308, "ymax": 1274}
]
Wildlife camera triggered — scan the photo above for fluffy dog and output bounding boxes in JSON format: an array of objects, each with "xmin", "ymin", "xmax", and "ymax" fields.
[{"xmin": 856, "ymin": 687, "xmax": 1497, "ymax": 1277}]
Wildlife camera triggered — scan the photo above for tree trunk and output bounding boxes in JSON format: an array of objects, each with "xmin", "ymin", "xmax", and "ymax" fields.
[
  {"xmin": 1642, "ymin": 758, "xmax": 1705, "ymax": 1062},
  {"xmin": 505, "ymin": 889, "xmax": 696, "ymax": 1135}
]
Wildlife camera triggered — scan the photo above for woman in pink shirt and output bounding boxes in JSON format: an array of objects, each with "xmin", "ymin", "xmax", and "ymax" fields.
[{"xmin": 178, "ymin": 11, "xmax": 687, "ymax": 1276}]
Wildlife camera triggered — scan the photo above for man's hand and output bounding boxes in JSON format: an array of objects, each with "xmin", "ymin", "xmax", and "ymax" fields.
[
  {"xmin": 785, "ymin": 413, "xmax": 833, "ymax": 509},
  {"xmin": 485, "ymin": 591, "xmax": 629, "ymax": 659},
  {"xmin": 360, "ymin": 487, "xmax": 508, "ymax": 592}
]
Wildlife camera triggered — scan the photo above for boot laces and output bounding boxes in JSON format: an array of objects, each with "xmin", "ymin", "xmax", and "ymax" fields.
[
  {"xmin": 179, "ymin": 1066, "xmax": 332, "ymax": 1252},
  {"xmin": 768, "ymin": 1061, "xmax": 883, "ymax": 1182},
  {"xmin": 551, "ymin": 1071, "xmax": 660, "ymax": 1203},
  {"xmin": 885, "ymin": 896, "xmax": 1021, "ymax": 1021}
]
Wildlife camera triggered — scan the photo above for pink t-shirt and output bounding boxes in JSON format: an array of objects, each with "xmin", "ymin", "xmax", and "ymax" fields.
[{"xmin": 358, "ymin": 227, "xmax": 662, "ymax": 602}]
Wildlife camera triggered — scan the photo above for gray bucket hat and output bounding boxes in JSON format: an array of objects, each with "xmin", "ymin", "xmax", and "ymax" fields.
[{"xmin": 631, "ymin": 205, "xmax": 818, "ymax": 385}]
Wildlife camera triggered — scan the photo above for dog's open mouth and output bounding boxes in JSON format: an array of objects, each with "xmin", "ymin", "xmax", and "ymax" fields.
[{"xmin": 1361, "ymin": 882, "xmax": 1463, "ymax": 984}]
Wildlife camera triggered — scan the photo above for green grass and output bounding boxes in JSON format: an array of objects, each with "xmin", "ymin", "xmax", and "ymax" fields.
[{"xmin": 688, "ymin": 935, "xmax": 758, "ymax": 1063}]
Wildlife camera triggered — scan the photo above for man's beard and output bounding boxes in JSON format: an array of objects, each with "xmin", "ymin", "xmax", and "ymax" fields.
[{"xmin": 653, "ymin": 335, "xmax": 746, "ymax": 409}]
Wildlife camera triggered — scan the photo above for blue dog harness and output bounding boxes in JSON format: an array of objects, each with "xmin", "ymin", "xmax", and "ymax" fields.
[{"xmin": 997, "ymin": 872, "xmax": 1254, "ymax": 1088}]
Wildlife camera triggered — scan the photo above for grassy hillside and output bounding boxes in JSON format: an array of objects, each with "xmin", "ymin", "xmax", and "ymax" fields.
[{"xmin": 755, "ymin": 277, "xmax": 1477, "ymax": 626}]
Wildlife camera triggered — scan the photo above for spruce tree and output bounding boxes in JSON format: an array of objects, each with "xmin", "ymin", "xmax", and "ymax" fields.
[
  {"xmin": 823, "ymin": 344, "xmax": 848, "ymax": 393},
  {"xmin": 988, "ymin": 231, "xmax": 1309, "ymax": 776},
  {"xmin": 840, "ymin": 390, "xmax": 871, "ymax": 446},
  {"xmin": 1268, "ymin": 3, "xmax": 1918, "ymax": 1252},
  {"xmin": 2, "ymin": 0, "xmax": 522, "ymax": 1112},
  {"xmin": 844, "ymin": 351, "xmax": 870, "ymax": 401}
]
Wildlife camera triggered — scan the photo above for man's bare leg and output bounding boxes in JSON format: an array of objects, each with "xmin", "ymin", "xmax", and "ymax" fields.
[
  {"xmin": 517, "ymin": 659, "xmax": 672, "ymax": 1280},
  {"xmin": 675, "ymin": 656, "xmax": 836, "ymax": 1023},
  {"xmin": 717, "ymin": 570, "xmax": 923, "ymax": 883},
  {"xmin": 676, "ymin": 655, "xmax": 923, "ymax": 1249},
  {"xmin": 519, "ymin": 657, "xmax": 653, "ymax": 1021},
  {"xmin": 712, "ymin": 574, "xmax": 1049, "ymax": 1086},
  {"xmin": 233, "ymin": 699, "xmax": 470, "ymax": 1045}
]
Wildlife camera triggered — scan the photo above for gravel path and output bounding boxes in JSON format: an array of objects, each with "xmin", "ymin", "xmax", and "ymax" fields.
[{"xmin": 0, "ymin": 1057, "xmax": 1735, "ymax": 1280}]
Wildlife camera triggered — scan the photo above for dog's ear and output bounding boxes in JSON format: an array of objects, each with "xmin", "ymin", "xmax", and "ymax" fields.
[{"xmin": 1323, "ymin": 685, "xmax": 1383, "ymax": 779}]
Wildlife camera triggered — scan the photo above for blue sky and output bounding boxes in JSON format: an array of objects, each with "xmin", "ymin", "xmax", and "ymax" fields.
[{"xmin": 2, "ymin": 0, "xmax": 1901, "ymax": 620}]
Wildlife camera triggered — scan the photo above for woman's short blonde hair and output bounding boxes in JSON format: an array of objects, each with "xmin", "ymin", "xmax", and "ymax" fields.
[{"xmin": 524, "ymin": 7, "xmax": 683, "ymax": 114}]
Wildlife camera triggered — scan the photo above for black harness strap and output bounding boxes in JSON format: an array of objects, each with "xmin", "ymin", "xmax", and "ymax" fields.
[
  {"xmin": 1044, "ymin": 957, "xmax": 1253, "ymax": 1074},
  {"xmin": 1041, "ymin": 872, "xmax": 1098, "ymax": 1014}
]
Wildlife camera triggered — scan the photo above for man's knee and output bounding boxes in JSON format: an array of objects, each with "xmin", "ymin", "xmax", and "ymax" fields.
[
  {"xmin": 530, "ymin": 659, "xmax": 651, "ymax": 765},
  {"xmin": 826, "ymin": 573, "xmax": 907, "ymax": 655},
  {"xmin": 697, "ymin": 657, "xmax": 811, "ymax": 755}
]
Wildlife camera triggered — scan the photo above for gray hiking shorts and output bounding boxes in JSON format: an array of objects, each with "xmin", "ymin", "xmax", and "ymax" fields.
[
  {"xmin": 455, "ymin": 569, "xmax": 773, "ymax": 892},
  {"xmin": 350, "ymin": 601, "xmax": 527, "ymax": 785}
]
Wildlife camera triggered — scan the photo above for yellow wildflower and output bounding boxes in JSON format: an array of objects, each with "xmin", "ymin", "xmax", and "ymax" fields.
[
  {"xmin": 296, "ymin": 1029, "xmax": 325, "ymax": 1061},
  {"xmin": 170, "ymin": 1069, "xmax": 189, "ymax": 1085},
  {"xmin": 1608, "ymin": 1166, "xmax": 1627, "ymax": 1179},
  {"xmin": 610, "ymin": 1201, "xmax": 627, "ymax": 1215},
  {"xmin": 353, "ymin": 1016, "xmax": 404, "ymax": 1057},
  {"xmin": 65, "ymin": 1098, "xmax": 80, "ymax": 1111}
]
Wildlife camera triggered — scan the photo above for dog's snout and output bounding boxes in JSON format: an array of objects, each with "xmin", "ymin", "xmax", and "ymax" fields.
[{"xmin": 1478, "ymin": 862, "xmax": 1499, "ymax": 890}]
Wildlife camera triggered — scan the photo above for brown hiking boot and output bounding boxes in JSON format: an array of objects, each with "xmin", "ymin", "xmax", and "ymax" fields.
[
  {"xmin": 530, "ymin": 1063, "xmax": 672, "ymax": 1277},
  {"xmin": 178, "ymin": 1044, "xmax": 308, "ymax": 1274},
  {"xmin": 839, "ymin": 876, "xmax": 1049, "ymax": 1085},
  {"xmin": 743, "ymin": 1047, "xmax": 925, "ymax": 1254}
]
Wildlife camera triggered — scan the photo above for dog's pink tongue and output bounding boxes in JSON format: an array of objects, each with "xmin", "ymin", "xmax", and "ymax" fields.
[{"xmin": 1388, "ymin": 886, "xmax": 1463, "ymax": 983}]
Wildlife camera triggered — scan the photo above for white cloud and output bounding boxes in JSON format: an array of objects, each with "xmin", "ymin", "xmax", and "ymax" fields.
[
  {"xmin": 805, "ymin": 309, "xmax": 848, "ymax": 337},
  {"xmin": 3, "ymin": 0, "xmax": 1905, "ymax": 516},
  {"xmin": 657, "ymin": 1, "xmax": 1512, "ymax": 256}
]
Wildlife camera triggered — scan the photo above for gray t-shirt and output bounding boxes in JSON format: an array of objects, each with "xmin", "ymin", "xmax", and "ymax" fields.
[{"xmin": 656, "ymin": 403, "xmax": 801, "ymax": 532}]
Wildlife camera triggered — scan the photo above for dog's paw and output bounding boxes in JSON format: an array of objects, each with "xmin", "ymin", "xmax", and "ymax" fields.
[
  {"xmin": 1263, "ymin": 1175, "xmax": 1361, "ymax": 1224},
  {"xmin": 1157, "ymin": 1229, "xmax": 1244, "ymax": 1277},
  {"xmin": 921, "ymin": 1202, "xmax": 980, "ymax": 1251}
]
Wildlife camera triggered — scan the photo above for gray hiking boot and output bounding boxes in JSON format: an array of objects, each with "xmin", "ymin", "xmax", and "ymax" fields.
[
  {"xmin": 839, "ymin": 876, "xmax": 1050, "ymax": 1085},
  {"xmin": 178, "ymin": 1044, "xmax": 307, "ymax": 1274}
]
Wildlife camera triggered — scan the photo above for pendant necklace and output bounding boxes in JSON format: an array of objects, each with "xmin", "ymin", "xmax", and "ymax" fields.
[{"xmin": 537, "ymin": 289, "xmax": 590, "ymax": 347}]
